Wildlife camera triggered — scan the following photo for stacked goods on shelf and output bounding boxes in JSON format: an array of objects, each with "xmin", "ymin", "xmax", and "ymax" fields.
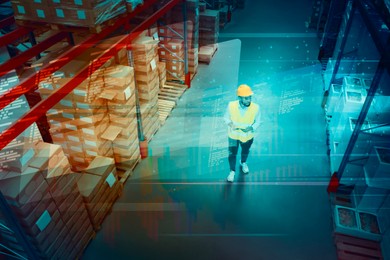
[
  {"xmin": 169, "ymin": 0, "xmax": 200, "ymax": 75},
  {"xmin": 132, "ymin": 35, "xmax": 160, "ymax": 104},
  {"xmin": 29, "ymin": 142, "xmax": 94, "ymax": 259},
  {"xmin": 159, "ymin": 38, "xmax": 185, "ymax": 82},
  {"xmin": 37, "ymin": 49, "xmax": 115, "ymax": 171},
  {"xmin": 0, "ymin": 141, "xmax": 94, "ymax": 259},
  {"xmin": 11, "ymin": 0, "xmax": 52, "ymax": 23},
  {"xmin": 77, "ymin": 156, "xmax": 122, "ymax": 231},
  {"xmin": 11, "ymin": 0, "xmax": 127, "ymax": 29},
  {"xmin": 158, "ymin": 61, "xmax": 167, "ymax": 88},
  {"xmin": 132, "ymin": 35, "xmax": 161, "ymax": 141},
  {"xmin": 35, "ymin": 30, "xmax": 71, "ymax": 54},
  {"xmin": 140, "ymin": 102, "xmax": 160, "ymax": 142},
  {"xmin": 327, "ymin": 76, "xmax": 368, "ymax": 174},
  {"xmin": 199, "ymin": 9, "xmax": 219, "ymax": 63},
  {"xmin": 364, "ymin": 147, "xmax": 390, "ymax": 189},
  {"xmin": 97, "ymin": 35, "xmax": 130, "ymax": 66},
  {"xmin": 33, "ymin": 42, "xmax": 141, "ymax": 172},
  {"xmin": 101, "ymin": 66, "xmax": 141, "ymax": 170},
  {"xmin": 0, "ymin": 72, "xmax": 42, "ymax": 173},
  {"xmin": 199, "ymin": 9, "xmax": 219, "ymax": 47}
]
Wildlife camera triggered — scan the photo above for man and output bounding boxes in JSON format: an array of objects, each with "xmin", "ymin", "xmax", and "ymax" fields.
[{"xmin": 224, "ymin": 84, "xmax": 261, "ymax": 182}]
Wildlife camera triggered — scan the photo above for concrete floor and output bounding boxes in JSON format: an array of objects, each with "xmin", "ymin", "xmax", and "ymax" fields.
[{"xmin": 83, "ymin": 0, "xmax": 338, "ymax": 259}]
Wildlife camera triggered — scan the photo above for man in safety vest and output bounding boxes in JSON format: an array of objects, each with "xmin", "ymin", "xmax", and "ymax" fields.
[{"xmin": 224, "ymin": 84, "xmax": 261, "ymax": 182}]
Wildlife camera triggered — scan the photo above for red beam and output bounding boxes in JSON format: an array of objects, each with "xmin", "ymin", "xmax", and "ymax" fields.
[
  {"xmin": 0, "ymin": 16, "xmax": 14, "ymax": 29},
  {"xmin": 0, "ymin": 32, "xmax": 68, "ymax": 78},
  {"xmin": 0, "ymin": 27, "xmax": 32, "ymax": 47},
  {"xmin": 0, "ymin": 0, "xmax": 160, "ymax": 112},
  {"xmin": 0, "ymin": 0, "xmax": 182, "ymax": 151}
]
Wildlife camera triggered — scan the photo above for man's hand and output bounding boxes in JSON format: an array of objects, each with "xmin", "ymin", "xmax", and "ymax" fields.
[{"xmin": 241, "ymin": 126, "xmax": 253, "ymax": 133}]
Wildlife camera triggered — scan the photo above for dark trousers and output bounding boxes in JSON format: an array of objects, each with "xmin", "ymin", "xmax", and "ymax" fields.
[{"xmin": 228, "ymin": 137, "xmax": 254, "ymax": 172}]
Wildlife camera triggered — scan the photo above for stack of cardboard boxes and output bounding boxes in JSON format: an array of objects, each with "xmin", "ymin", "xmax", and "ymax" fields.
[
  {"xmin": 37, "ymin": 49, "xmax": 115, "ymax": 171},
  {"xmin": 158, "ymin": 37, "xmax": 185, "ymax": 82},
  {"xmin": 101, "ymin": 66, "xmax": 141, "ymax": 170},
  {"xmin": 199, "ymin": 9, "xmax": 219, "ymax": 47},
  {"xmin": 170, "ymin": 0, "xmax": 200, "ymax": 75},
  {"xmin": 11, "ymin": 0, "xmax": 127, "ymax": 28},
  {"xmin": 0, "ymin": 141, "xmax": 95, "ymax": 259},
  {"xmin": 132, "ymin": 35, "xmax": 161, "ymax": 142},
  {"xmin": 199, "ymin": 9, "xmax": 219, "ymax": 62},
  {"xmin": 77, "ymin": 156, "xmax": 122, "ymax": 231},
  {"xmin": 132, "ymin": 35, "xmax": 160, "ymax": 104},
  {"xmin": 97, "ymin": 35, "xmax": 130, "ymax": 67},
  {"xmin": 33, "ymin": 45, "xmax": 142, "ymax": 172},
  {"xmin": 158, "ymin": 61, "xmax": 167, "ymax": 88},
  {"xmin": 139, "ymin": 102, "xmax": 160, "ymax": 142}
]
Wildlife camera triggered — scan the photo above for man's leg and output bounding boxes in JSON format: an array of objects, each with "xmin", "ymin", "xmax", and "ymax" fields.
[
  {"xmin": 240, "ymin": 138, "xmax": 254, "ymax": 173},
  {"xmin": 228, "ymin": 138, "xmax": 239, "ymax": 171},
  {"xmin": 240, "ymin": 138, "xmax": 254, "ymax": 163}
]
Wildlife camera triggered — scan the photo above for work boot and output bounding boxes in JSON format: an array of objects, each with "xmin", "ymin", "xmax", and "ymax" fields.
[
  {"xmin": 241, "ymin": 162, "xmax": 249, "ymax": 174},
  {"xmin": 227, "ymin": 171, "xmax": 235, "ymax": 182}
]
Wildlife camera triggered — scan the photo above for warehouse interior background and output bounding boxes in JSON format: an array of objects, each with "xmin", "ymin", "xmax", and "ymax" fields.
[{"xmin": 0, "ymin": 0, "xmax": 390, "ymax": 259}]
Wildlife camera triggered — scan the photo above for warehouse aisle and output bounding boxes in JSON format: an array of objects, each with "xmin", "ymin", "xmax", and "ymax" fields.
[{"xmin": 83, "ymin": 1, "xmax": 337, "ymax": 259}]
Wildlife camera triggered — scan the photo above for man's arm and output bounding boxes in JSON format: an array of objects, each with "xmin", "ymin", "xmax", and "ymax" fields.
[{"xmin": 251, "ymin": 107, "xmax": 261, "ymax": 131}]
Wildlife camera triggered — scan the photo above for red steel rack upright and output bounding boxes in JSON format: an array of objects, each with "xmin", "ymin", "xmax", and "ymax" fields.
[
  {"xmin": 0, "ymin": 1, "xmax": 189, "ymax": 259},
  {"xmin": 0, "ymin": 0, "xmax": 190, "ymax": 152}
]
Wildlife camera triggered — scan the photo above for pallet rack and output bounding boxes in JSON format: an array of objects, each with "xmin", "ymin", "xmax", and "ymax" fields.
[
  {"xmin": 324, "ymin": 0, "xmax": 390, "ymax": 257},
  {"xmin": 0, "ymin": 1, "xmax": 190, "ymax": 258}
]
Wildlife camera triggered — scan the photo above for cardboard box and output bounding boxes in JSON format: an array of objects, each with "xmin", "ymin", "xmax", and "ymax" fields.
[
  {"xmin": 60, "ymin": 192, "xmax": 84, "ymax": 224},
  {"xmin": 117, "ymin": 120, "xmax": 138, "ymax": 138},
  {"xmin": 50, "ymin": 0, "xmax": 113, "ymax": 9},
  {"xmin": 166, "ymin": 60, "xmax": 184, "ymax": 73},
  {"xmin": 77, "ymin": 173, "xmax": 102, "ymax": 202},
  {"xmin": 108, "ymin": 106, "xmax": 137, "ymax": 128},
  {"xmin": 114, "ymin": 145, "xmax": 140, "ymax": 166},
  {"xmin": 45, "ymin": 224, "xmax": 69, "ymax": 258},
  {"xmin": 22, "ymin": 199, "xmax": 58, "ymax": 237},
  {"xmin": 85, "ymin": 156, "xmax": 115, "ymax": 178},
  {"xmin": 0, "ymin": 167, "xmax": 48, "ymax": 209},
  {"xmin": 11, "ymin": 1, "xmax": 53, "ymax": 22},
  {"xmin": 32, "ymin": 211, "xmax": 64, "ymax": 254},
  {"xmin": 136, "ymin": 74, "xmax": 159, "ymax": 92},
  {"xmin": 51, "ymin": 2, "xmax": 126, "ymax": 27},
  {"xmin": 104, "ymin": 65, "xmax": 134, "ymax": 86}
]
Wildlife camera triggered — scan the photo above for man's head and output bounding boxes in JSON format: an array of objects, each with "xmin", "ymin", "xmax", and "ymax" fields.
[{"xmin": 237, "ymin": 84, "xmax": 253, "ymax": 107}]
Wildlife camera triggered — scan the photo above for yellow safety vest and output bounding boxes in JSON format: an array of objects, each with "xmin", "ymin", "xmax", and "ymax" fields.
[{"xmin": 228, "ymin": 101, "xmax": 259, "ymax": 142}]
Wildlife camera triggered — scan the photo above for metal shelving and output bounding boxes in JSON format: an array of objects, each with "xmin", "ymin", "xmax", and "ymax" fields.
[
  {"xmin": 325, "ymin": 0, "xmax": 390, "ymax": 255},
  {"xmin": 0, "ymin": 0, "xmax": 189, "ymax": 151},
  {"xmin": 0, "ymin": 0, "xmax": 188, "ymax": 258}
]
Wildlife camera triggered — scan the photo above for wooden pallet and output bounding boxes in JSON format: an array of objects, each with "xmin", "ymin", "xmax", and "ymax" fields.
[
  {"xmin": 17, "ymin": 13, "xmax": 125, "ymax": 34},
  {"xmin": 145, "ymin": 120, "xmax": 160, "ymax": 143},
  {"xmin": 334, "ymin": 233, "xmax": 384, "ymax": 260},
  {"xmin": 15, "ymin": 19, "xmax": 50, "ymax": 29},
  {"xmin": 116, "ymin": 154, "xmax": 141, "ymax": 184},
  {"xmin": 158, "ymin": 83, "xmax": 187, "ymax": 103},
  {"xmin": 158, "ymin": 99, "xmax": 175, "ymax": 124}
]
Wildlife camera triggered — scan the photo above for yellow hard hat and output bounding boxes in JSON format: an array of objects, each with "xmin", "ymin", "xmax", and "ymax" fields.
[{"xmin": 237, "ymin": 84, "xmax": 253, "ymax": 97}]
